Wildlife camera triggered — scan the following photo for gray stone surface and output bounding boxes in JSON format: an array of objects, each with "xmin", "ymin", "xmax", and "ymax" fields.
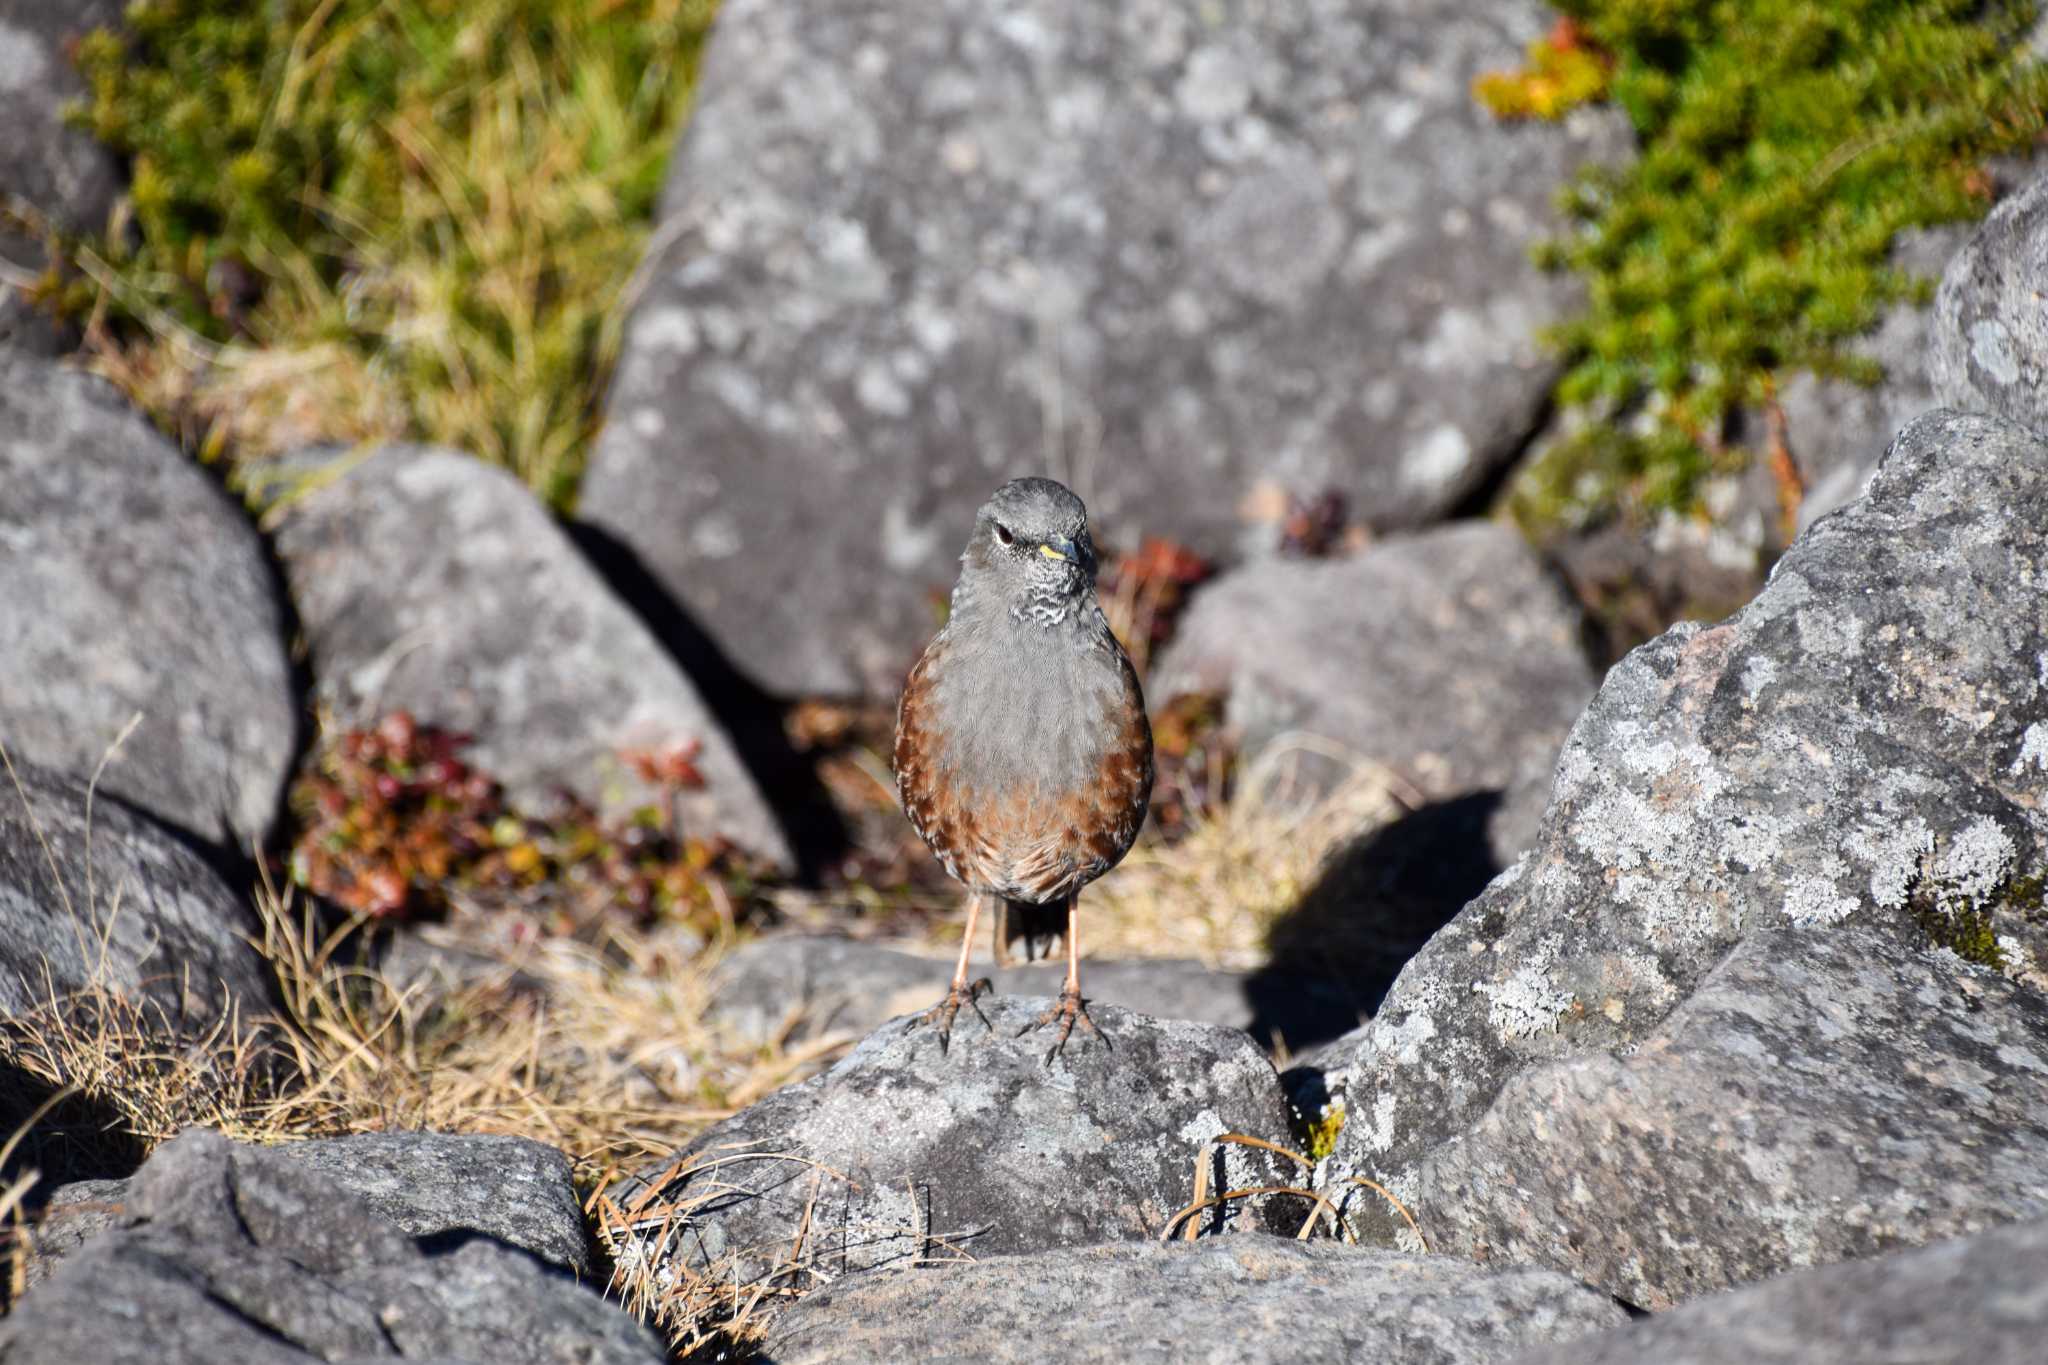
[
  {"xmin": 1418, "ymin": 927, "xmax": 2048, "ymax": 1309},
  {"xmin": 0, "ymin": 758, "xmax": 273, "ymax": 1025},
  {"xmin": 284, "ymin": 1131, "xmax": 590, "ymax": 1274},
  {"xmin": 1783, "ymin": 158, "xmax": 2048, "ymax": 532},
  {"xmin": 0, "ymin": 0, "xmax": 123, "ymax": 354},
  {"xmin": 1508, "ymin": 1216, "xmax": 2048, "ymax": 1365},
  {"xmin": 20, "ymin": 1178, "xmax": 125, "ymax": 1290},
  {"xmin": 273, "ymin": 444, "xmax": 792, "ymax": 867},
  {"xmin": 707, "ymin": 934, "xmax": 1365, "ymax": 1053},
  {"xmin": 1933, "ymin": 172, "xmax": 2048, "ymax": 438},
  {"xmin": 1323, "ymin": 409, "xmax": 2048, "ymax": 1231},
  {"xmin": 0, "ymin": 1129, "xmax": 665, "ymax": 1365},
  {"xmin": 1152, "ymin": 521, "xmax": 1595, "ymax": 863},
  {"xmin": 765, "ymin": 1239, "xmax": 1629, "ymax": 1365},
  {"xmin": 582, "ymin": 0, "xmax": 1629, "ymax": 697},
  {"xmin": 0, "ymin": 353, "xmax": 297, "ymax": 851},
  {"xmin": 606, "ymin": 996, "xmax": 1300, "ymax": 1318}
]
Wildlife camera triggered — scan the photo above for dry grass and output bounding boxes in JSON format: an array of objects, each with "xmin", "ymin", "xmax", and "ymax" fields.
[{"xmin": 0, "ymin": 873, "xmax": 861, "ymax": 1345}]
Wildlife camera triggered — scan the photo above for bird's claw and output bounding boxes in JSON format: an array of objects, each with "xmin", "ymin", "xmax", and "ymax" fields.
[
  {"xmin": 1016, "ymin": 987, "xmax": 1108, "ymax": 1066},
  {"xmin": 923, "ymin": 977, "xmax": 995, "ymax": 1054}
]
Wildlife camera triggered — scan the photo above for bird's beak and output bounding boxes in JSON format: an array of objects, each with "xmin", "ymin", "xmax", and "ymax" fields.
[{"xmin": 1040, "ymin": 536, "xmax": 1077, "ymax": 562}]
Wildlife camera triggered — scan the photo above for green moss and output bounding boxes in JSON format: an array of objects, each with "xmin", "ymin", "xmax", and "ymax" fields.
[
  {"xmin": 61, "ymin": 0, "xmax": 719, "ymax": 506},
  {"xmin": 1302, "ymin": 1102, "xmax": 1346, "ymax": 1163},
  {"xmin": 1503, "ymin": 0, "xmax": 2048, "ymax": 531},
  {"xmin": 1908, "ymin": 870, "xmax": 2045, "ymax": 972}
]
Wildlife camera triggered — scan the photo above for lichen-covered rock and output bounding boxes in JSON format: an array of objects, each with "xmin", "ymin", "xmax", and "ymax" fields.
[
  {"xmin": 1506, "ymin": 1215, "xmax": 2048, "ymax": 1365},
  {"xmin": 281, "ymin": 1131, "xmax": 590, "ymax": 1274},
  {"xmin": 582, "ymin": 0, "xmax": 1629, "ymax": 697},
  {"xmin": 0, "ymin": 1129, "xmax": 665, "ymax": 1365},
  {"xmin": 606, "ymin": 997, "xmax": 1299, "ymax": 1321},
  {"xmin": 1418, "ymin": 927, "xmax": 2048, "ymax": 1309},
  {"xmin": 1152, "ymin": 521, "xmax": 1595, "ymax": 865},
  {"xmin": 273, "ymin": 444, "xmax": 792, "ymax": 867},
  {"xmin": 1324, "ymin": 408, "xmax": 2048, "ymax": 1231},
  {"xmin": 707, "ymin": 934, "xmax": 1363, "ymax": 1053},
  {"xmin": 1932, "ymin": 172, "xmax": 2048, "ymax": 437},
  {"xmin": 765, "ymin": 1239, "xmax": 1629, "ymax": 1365},
  {"xmin": 0, "ymin": 759, "xmax": 273, "ymax": 1025},
  {"xmin": 0, "ymin": 1, "xmax": 124, "ymax": 354},
  {"xmin": 26, "ymin": 1130, "xmax": 593, "ymax": 1285},
  {"xmin": 0, "ymin": 354, "xmax": 297, "ymax": 850}
]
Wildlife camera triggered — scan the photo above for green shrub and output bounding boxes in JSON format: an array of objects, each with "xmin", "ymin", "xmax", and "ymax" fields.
[
  {"xmin": 67, "ymin": 0, "xmax": 718, "ymax": 506},
  {"xmin": 1498, "ymin": 0, "xmax": 2048, "ymax": 529}
]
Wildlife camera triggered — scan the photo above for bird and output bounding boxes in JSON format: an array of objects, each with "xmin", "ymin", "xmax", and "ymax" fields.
[{"xmin": 894, "ymin": 477, "xmax": 1154, "ymax": 1060}]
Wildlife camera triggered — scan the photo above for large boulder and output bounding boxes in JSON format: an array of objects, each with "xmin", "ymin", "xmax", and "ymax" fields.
[
  {"xmin": 1508, "ymin": 1215, "xmax": 2048, "ymax": 1365},
  {"xmin": 1417, "ymin": 927, "xmax": 2048, "ymax": 1308},
  {"xmin": 582, "ymin": 0, "xmax": 1630, "ymax": 697},
  {"xmin": 764, "ymin": 1239, "xmax": 1629, "ymax": 1365},
  {"xmin": 23, "ymin": 1130, "xmax": 592, "ymax": 1286},
  {"xmin": 1322, "ymin": 409, "xmax": 2048, "ymax": 1235},
  {"xmin": 274, "ymin": 1131, "xmax": 591, "ymax": 1275},
  {"xmin": 1152, "ymin": 521, "xmax": 1595, "ymax": 863},
  {"xmin": 604, "ymin": 997, "xmax": 1300, "ymax": 1323},
  {"xmin": 0, "ymin": 1129, "xmax": 666, "ymax": 1365},
  {"xmin": 0, "ymin": 354, "xmax": 297, "ymax": 851},
  {"xmin": 0, "ymin": 1, "xmax": 123, "ymax": 354},
  {"xmin": 1932, "ymin": 172, "xmax": 2048, "ymax": 438},
  {"xmin": 0, "ymin": 759, "xmax": 272, "ymax": 1026},
  {"xmin": 273, "ymin": 445, "xmax": 792, "ymax": 867},
  {"xmin": 707, "ymin": 934, "xmax": 1364, "ymax": 1052}
]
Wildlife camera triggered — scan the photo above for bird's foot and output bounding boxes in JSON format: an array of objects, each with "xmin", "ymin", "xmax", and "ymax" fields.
[
  {"xmin": 921, "ymin": 977, "xmax": 994, "ymax": 1054},
  {"xmin": 1016, "ymin": 987, "xmax": 1108, "ymax": 1065}
]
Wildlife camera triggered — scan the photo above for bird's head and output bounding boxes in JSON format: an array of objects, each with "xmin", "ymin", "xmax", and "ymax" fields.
[{"xmin": 956, "ymin": 476, "xmax": 1098, "ymax": 625}]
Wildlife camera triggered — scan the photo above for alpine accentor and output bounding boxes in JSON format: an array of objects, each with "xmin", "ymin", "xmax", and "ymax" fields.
[{"xmin": 895, "ymin": 477, "xmax": 1154, "ymax": 1059}]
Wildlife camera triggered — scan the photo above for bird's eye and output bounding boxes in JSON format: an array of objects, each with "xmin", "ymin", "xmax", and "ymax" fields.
[{"xmin": 994, "ymin": 523, "xmax": 1014, "ymax": 546}]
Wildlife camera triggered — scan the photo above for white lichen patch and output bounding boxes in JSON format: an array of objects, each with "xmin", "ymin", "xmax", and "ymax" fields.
[
  {"xmin": 1847, "ymin": 817, "xmax": 1934, "ymax": 910},
  {"xmin": 1783, "ymin": 855, "xmax": 1859, "ymax": 926},
  {"xmin": 1740, "ymin": 654, "xmax": 1778, "ymax": 706},
  {"xmin": 1475, "ymin": 962, "xmax": 1575, "ymax": 1039},
  {"xmin": 1935, "ymin": 816, "xmax": 2018, "ymax": 910},
  {"xmin": 2012, "ymin": 721, "xmax": 2048, "ymax": 777}
]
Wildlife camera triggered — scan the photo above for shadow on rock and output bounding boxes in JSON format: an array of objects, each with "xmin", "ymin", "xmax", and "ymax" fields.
[
  {"xmin": 1261, "ymin": 790, "xmax": 1506, "ymax": 1017},
  {"xmin": 567, "ymin": 521, "xmax": 849, "ymax": 880},
  {"xmin": 0, "ymin": 1060, "xmax": 149, "ymax": 1201}
]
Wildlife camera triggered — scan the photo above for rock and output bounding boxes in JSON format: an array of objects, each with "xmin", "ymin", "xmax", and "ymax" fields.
[
  {"xmin": 605, "ymin": 997, "xmax": 1301, "ymax": 1319},
  {"xmin": 0, "ymin": 1, "xmax": 123, "ymax": 354},
  {"xmin": 1153, "ymin": 521, "xmax": 1595, "ymax": 863},
  {"xmin": 1783, "ymin": 157, "xmax": 2048, "ymax": 532},
  {"xmin": 582, "ymin": 0, "xmax": 1630, "ymax": 697},
  {"xmin": 1325, "ymin": 409, "xmax": 2048, "ymax": 1230},
  {"xmin": 21, "ymin": 1131, "xmax": 593, "ymax": 1288},
  {"xmin": 282, "ymin": 1131, "xmax": 591, "ymax": 1274},
  {"xmin": 1932, "ymin": 172, "xmax": 2048, "ymax": 437},
  {"xmin": 19, "ymin": 1178, "xmax": 125, "ymax": 1291},
  {"xmin": 1417, "ymin": 927, "xmax": 2048, "ymax": 1308},
  {"xmin": 1508, "ymin": 1216, "xmax": 2048, "ymax": 1365},
  {"xmin": 0, "ymin": 1129, "xmax": 665, "ymax": 1365},
  {"xmin": 0, "ymin": 354, "xmax": 297, "ymax": 851},
  {"xmin": 707, "ymin": 934, "xmax": 1365, "ymax": 1054},
  {"xmin": 0, "ymin": 758, "xmax": 273, "ymax": 1025},
  {"xmin": 273, "ymin": 444, "xmax": 792, "ymax": 867},
  {"xmin": 1150, "ymin": 523, "xmax": 1595, "ymax": 1002},
  {"xmin": 765, "ymin": 1238, "xmax": 1629, "ymax": 1365}
]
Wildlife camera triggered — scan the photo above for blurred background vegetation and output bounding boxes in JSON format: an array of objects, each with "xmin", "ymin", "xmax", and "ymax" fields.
[
  {"xmin": 56, "ymin": 0, "xmax": 717, "ymax": 508},
  {"xmin": 38, "ymin": 0, "xmax": 2048, "ymax": 527}
]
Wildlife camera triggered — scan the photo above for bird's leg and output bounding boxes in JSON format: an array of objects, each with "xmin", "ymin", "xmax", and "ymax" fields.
[
  {"xmin": 991, "ymin": 899, "xmax": 1013, "ymax": 969},
  {"xmin": 922, "ymin": 892, "xmax": 994, "ymax": 1053},
  {"xmin": 1017, "ymin": 896, "xmax": 1107, "ymax": 1063}
]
